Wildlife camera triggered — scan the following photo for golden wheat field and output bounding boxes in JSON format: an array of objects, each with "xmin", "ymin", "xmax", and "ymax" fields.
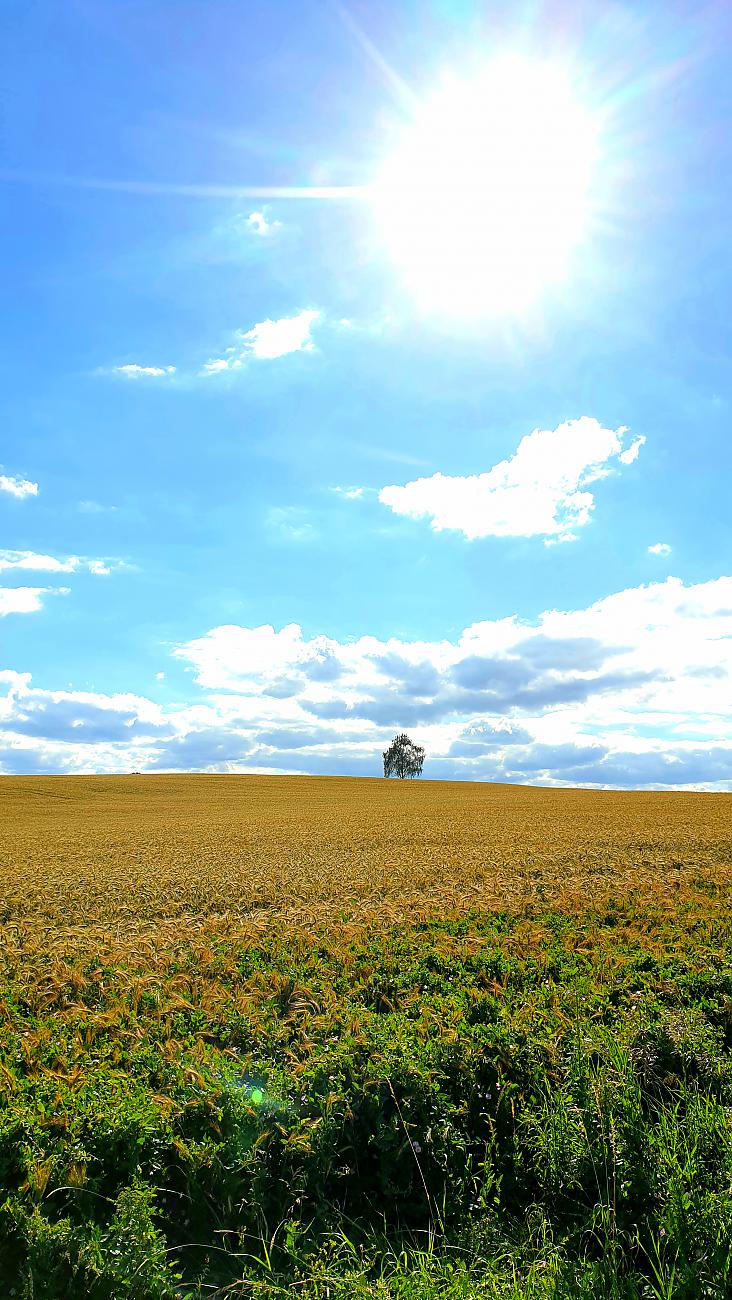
[{"xmin": 2, "ymin": 774, "xmax": 731, "ymax": 954}]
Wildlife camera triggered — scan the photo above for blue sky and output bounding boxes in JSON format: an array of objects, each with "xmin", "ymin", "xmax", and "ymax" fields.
[{"xmin": 1, "ymin": 0, "xmax": 731, "ymax": 786}]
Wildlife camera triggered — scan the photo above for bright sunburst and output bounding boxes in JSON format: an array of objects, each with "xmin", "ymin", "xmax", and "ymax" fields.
[{"xmin": 374, "ymin": 56, "xmax": 600, "ymax": 315}]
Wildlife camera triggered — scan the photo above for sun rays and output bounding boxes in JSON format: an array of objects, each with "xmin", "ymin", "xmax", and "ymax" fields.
[{"xmin": 372, "ymin": 56, "xmax": 600, "ymax": 316}]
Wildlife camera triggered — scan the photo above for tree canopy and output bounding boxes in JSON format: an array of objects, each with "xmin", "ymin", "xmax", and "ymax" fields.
[{"xmin": 382, "ymin": 733, "xmax": 425, "ymax": 779}]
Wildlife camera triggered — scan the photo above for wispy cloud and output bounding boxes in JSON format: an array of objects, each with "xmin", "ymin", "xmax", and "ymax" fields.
[
  {"xmin": 378, "ymin": 417, "xmax": 645, "ymax": 543},
  {"xmin": 347, "ymin": 441, "xmax": 432, "ymax": 469},
  {"xmin": 265, "ymin": 506, "xmax": 315, "ymax": 543},
  {"xmin": 106, "ymin": 311, "xmax": 325, "ymax": 384},
  {"xmin": 110, "ymin": 364, "xmax": 176, "ymax": 379},
  {"xmin": 0, "ymin": 472, "xmax": 38, "ymax": 499},
  {"xmin": 202, "ymin": 309, "xmax": 320, "ymax": 372},
  {"xmin": 332, "ymin": 485, "xmax": 365, "ymax": 500},
  {"xmin": 79, "ymin": 500, "xmax": 118, "ymax": 514},
  {"xmin": 0, "ymin": 172, "xmax": 366, "ymax": 201},
  {"xmin": 648, "ymin": 542, "xmax": 672, "ymax": 556},
  {"xmin": 0, "ymin": 550, "xmax": 122, "ymax": 576}
]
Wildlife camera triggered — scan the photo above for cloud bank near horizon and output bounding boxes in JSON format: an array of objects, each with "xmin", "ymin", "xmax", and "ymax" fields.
[{"xmin": 1, "ymin": 575, "xmax": 730, "ymax": 790}]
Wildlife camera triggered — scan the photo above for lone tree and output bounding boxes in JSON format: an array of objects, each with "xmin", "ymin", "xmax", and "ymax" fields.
[{"xmin": 383, "ymin": 733, "xmax": 425, "ymax": 779}]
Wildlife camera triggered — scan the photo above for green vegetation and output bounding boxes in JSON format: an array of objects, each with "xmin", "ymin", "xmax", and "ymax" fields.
[
  {"xmin": 1, "ymin": 775, "xmax": 731, "ymax": 1296},
  {"xmin": 3, "ymin": 911, "xmax": 732, "ymax": 1297},
  {"xmin": 383, "ymin": 733, "xmax": 426, "ymax": 779}
]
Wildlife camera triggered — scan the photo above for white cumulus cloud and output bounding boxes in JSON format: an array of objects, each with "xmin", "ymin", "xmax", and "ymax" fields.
[
  {"xmin": 618, "ymin": 439, "xmax": 645, "ymax": 465},
  {"xmin": 0, "ymin": 586, "xmax": 67, "ymax": 616},
  {"xmin": 202, "ymin": 309, "xmax": 320, "ymax": 372},
  {"xmin": 246, "ymin": 210, "xmax": 282, "ymax": 237},
  {"xmin": 239, "ymin": 309, "xmax": 320, "ymax": 360},
  {"xmin": 378, "ymin": 417, "xmax": 645, "ymax": 542},
  {"xmin": 648, "ymin": 542, "xmax": 672, "ymax": 556},
  {"xmin": 0, "ymin": 473, "xmax": 38, "ymax": 499}
]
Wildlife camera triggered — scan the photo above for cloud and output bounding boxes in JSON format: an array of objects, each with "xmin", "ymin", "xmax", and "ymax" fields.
[
  {"xmin": 175, "ymin": 622, "xmax": 331, "ymax": 690},
  {"xmin": 0, "ymin": 550, "xmax": 120, "ymax": 576},
  {"xmin": 254, "ymin": 725, "xmax": 354, "ymax": 749},
  {"xmin": 370, "ymin": 652, "xmax": 441, "ymax": 697},
  {"xmin": 618, "ymin": 439, "xmax": 644, "ymax": 465},
  {"xmin": 511, "ymin": 634, "xmax": 623, "ymax": 670},
  {"xmin": 302, "ymin": 650, "xmax": 343, "ymax": 682},
  {"xmin": 333, "ymin": 486, "xmax": 365, "ymax": 500},
  {"xmin": 1, "ymin": 694, "xmax": 173, "ymax": 744},
  {"xmin": 0, "ymin": 678, "xmax": 176, "ymax": 773},
  {"xmin": 649, "ymin": 542, "xmax": 672, "ymax": 556},
  {"xmin": 0, "ymin": 473, "xmax": 38, "ymax": 499},
  {"xmin": 238, "ymin": 309, "xmax": 319, "ymax": 360},
  {"xmin": 110, "ymin": 364, "xmax": 176, "ymax": 378},
  {"xmin": 450, "ymin": 720, "xmax": 533, "ymax": 756},
  {"xmin": 265, "ymin": 506, "xmax": 315, "ymax": 543},
  {"xmin": 143, "ymin": 728, "xmax": 256, "ymax": 772},
  {"xmin": 3, "ymin": 575, "xmax": 732, "ymax": 789},
  {"xmin": 175, "ymin": 577, "xmax": 732, "ymax": 725},
  {"xmin": 202, "ymin": 309, "xmax": 320, "ymax": 371},
  {"xmin": 451, "ymin": 654, "xmax": 531, "ymax": 693},
  {"xmin": 378, "ymin": 417, "xmax": 645, "ymax": 542},
  {"xmin": 79, "ymin": 500, "xmax": 118, "ymax": 514},
  {"xmin": 163, "ymin": 575, "xmax": 732, "ymax": 787},
  {"xmin": 0, "ymin": 586, "xmax": 66, "ymax": 616},
  {"xmin": 245, "ymin": 210, "xmax": 282, "ymax": 237},
  {"xmin": 505, "ymin": 741, "xmax": 607, "ymax": 773},
  {"xmin": 550, "ymin": 746, "xmax": 732, "ymax": 788}
]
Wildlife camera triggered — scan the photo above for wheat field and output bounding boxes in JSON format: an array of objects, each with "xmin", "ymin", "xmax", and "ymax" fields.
[
  {"xmin": 2, "ymin": 775, "xmax": 732, "ymax": 1297},
  {"xmin": 2, "ymin": 773, "xmax": 730, "ymax": 936}
]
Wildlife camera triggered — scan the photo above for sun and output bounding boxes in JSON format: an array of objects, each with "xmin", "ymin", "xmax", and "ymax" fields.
[{"xmin": 373, "ymin": 56, "xmax": 599, "ymax": 316}]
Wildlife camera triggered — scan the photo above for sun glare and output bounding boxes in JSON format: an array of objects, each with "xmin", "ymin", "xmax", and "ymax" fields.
[{"xmin": 374, "ymin": 56, "xmax": 599, "ymax": 315}]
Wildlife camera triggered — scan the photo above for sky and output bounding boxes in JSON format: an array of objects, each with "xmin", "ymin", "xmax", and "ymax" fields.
[{"xmin": 1, "ymin": 0, "xmax": 731, "ymax": 788}]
